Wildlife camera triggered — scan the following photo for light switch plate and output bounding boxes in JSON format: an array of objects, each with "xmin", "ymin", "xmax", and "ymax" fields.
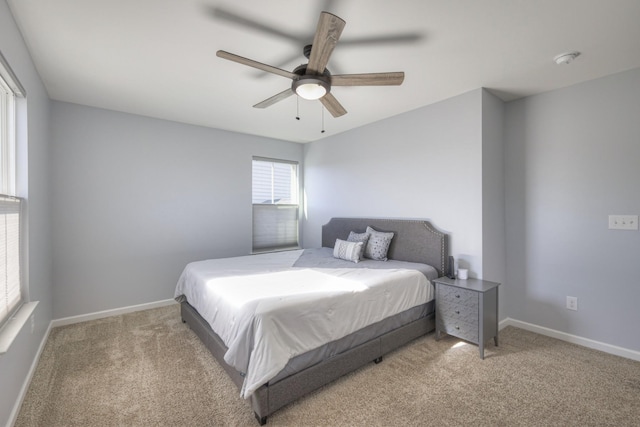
[{"xmin": 608, "ymin": 215, "xmax": 639, "ymax": 230}]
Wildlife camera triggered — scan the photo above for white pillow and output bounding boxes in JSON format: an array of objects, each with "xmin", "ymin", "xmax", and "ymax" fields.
[
  {"xmin": 364, "ymin": 226, "xmax": 394, "ymax": 261},
  {"xmin": 333, "ymin": 239, "xmax": 364, "ymax": 263}
]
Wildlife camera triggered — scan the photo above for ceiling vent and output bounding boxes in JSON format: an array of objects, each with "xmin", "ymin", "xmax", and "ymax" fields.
[{"xmin": 554, "ymin": 51, "xmax": 581, "ymax": 65}]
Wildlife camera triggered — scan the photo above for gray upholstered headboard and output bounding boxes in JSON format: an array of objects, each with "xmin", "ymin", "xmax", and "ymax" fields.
[{"xmin": 321, "ymin": 217, "xmax": 449, "ymax": 277}]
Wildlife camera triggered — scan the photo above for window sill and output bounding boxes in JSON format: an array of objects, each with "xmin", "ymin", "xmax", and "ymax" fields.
[
  {"xmin": 252, "ymin": 246, "xmax": 302, "ymax": 255},
  {"xmin": 0, "ymin": 301, "xmax": 39, "ymax": 355}
]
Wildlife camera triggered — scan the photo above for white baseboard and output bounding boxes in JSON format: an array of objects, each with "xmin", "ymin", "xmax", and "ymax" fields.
[
  {"xmin": 50, "ymin": 299, "xmax": 177, "ymax": 328},
  {"xmin": 499, "ymin": 317, "xmax": 640, "ymax": 362}
]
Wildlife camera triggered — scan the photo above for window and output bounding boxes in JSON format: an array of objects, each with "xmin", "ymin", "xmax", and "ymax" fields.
[
  {"xmin": 0, "ymin": 51, "xmax": 25, "ymax": 335},
  {"xmin": 252, "ymin": 157, "xmax": 299, "ymax": 252}
]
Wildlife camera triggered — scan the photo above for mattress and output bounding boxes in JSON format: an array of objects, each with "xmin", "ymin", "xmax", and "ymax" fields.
[{"xmin": 174, "ymin": 248, "xmax": 437, "ymax": 398}]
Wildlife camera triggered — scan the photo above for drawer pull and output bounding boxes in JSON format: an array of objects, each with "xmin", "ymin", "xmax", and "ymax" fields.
[
  {"xmin": 455, "ymin": 310, "xmax": 460, "ymax": 314},
  {"xmin": 455, "ymin": 294, "xmax": 460, "ymax": 298},
  {"xmin": 455, "ymin": 325, "xmax": 460, "ymax": 330}
]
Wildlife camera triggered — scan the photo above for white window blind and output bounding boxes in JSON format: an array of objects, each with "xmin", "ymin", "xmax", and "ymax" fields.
[
  {"xmin": 0, "ymin": 195, "xmax": 21, "ymax": 328},
  {"xmin": 252, "ymin": 158, "xmax": 299, "ymax": 252}
]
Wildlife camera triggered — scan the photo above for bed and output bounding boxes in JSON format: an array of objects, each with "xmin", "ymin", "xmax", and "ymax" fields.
[{"xmin": 175, "ymin": 217, "xmax": 448, "ymax": 424}]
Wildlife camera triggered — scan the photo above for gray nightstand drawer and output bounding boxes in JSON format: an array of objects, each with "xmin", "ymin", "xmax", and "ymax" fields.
[
  {"xmin": 438, "ymin": 285, "xmax": 478, "ymax": 308},
  {"xmin": 440, "ymin": 317, "xmax": 478, "ymax": 343},
  {"xmin": 438, "ymin": 303, "xmax": 478, "ymax": 324}
]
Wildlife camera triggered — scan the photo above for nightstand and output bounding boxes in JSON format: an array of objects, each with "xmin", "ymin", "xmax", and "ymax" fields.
[{"xmin": 434, "ymin": 277, "xmax": 500, "ymax": 359}]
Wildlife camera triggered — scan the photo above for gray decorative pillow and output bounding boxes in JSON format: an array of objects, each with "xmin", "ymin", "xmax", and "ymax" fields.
[
  {"xmin": 333, "ymin": 239, "xmax": 364, "ymax": 263},
  {"xmin": 347, "ymin": 231, "xmax": 369, "ymax": 260},
  {"xmin": 364, "ymin": 226, "xmax": 394, "ymax": 261}
]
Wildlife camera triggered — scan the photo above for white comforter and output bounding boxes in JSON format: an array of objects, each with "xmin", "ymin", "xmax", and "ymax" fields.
[{"xmin": 174, "ymin": 250, "xmax": 433, "ymax": 398}]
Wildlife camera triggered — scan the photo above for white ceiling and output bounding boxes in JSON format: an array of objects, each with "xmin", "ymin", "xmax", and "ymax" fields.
[{"xmin": 7, "ymin": 0, "xmax": 640, "ymax": 143}]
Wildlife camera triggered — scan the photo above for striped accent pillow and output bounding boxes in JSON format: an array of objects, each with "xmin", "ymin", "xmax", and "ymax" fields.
[
  {"xmin": 347, "ymin": 231, "xmax": 370, "ymax": 260},
  {"xmin": 333, "ymin": 239, "xmax": 364, "ymax": 263}
]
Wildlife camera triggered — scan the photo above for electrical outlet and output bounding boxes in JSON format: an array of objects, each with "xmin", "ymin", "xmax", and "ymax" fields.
[
  {"xmin": 566, "ymin": 296, "xmax": 578, "ymax": 311},
  {"xmin": 608, "ymin": 215, "xmax": 639, "ymax": 230},
  {"xmin": 30, "ymin": 314, "xmax": 35, "ymax": 333}
]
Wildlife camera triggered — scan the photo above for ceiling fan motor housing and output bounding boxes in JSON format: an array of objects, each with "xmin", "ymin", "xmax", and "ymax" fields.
[
  {"xmin": 292, "ymin": 65, "xmax": 331, "ymax": 99},
  {"xmin": 303, "ymin": 44, "xmax": 313, "ymax": 59}
]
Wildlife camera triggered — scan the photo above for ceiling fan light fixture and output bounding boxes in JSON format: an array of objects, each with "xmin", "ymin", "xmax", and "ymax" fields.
[
  {"xmin": 292, "ymin": 77, "xmax": 330, "ymax": 100},
  {"xmin": 296, "ymin": 83, "xmax": 326, "ymax": 100}
]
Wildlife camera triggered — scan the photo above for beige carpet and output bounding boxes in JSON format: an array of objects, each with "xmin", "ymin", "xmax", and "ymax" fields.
[{"xmin": 15, "ymin": 304, "xmax": 640, "ymax": 426}]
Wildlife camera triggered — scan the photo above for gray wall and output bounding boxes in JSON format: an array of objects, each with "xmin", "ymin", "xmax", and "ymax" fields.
[
  {"xmin": 302, "ymin": 89, "xmax": 490, "ymax": 278},
  {"xmin": 481, "ymin": 90, "xmax": 506, "ymax": 317},
  {"xmin": 0, "ymin": 1, "xmax": 53, "ymax": 424},
  {"xmin": 504, "ymin": 68, "xmax": 640, "ymax": 351},
  {"xmin": 51, "ymin": 102, "xmax": 303, "ymax": 318}
]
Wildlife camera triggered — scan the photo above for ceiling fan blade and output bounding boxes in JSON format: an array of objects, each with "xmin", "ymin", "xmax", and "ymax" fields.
[
  {"xmin": 339, "ymin": 33, "xmax": 423, "ymax": 47},
  {"xmin": 253, "ymin": 89, "xmax": 294, "ymax": 109},
  {"xmin": 307, "ymin": 12, "xmax": 346, "ymax": 75},
  {"xmin": 216, "ymin": 50, "xmax": 297, "ymax": 80},
  {"xmin": 332, "ymin": 72, "xmax": 405, "ymax": 86},
  {"xmin": 320, "ymin": 93, "xmax": 347, "ymax": 117},
  {"xmin": 210, "ymin": 8, "xmax": 301, "ymax": 44}
]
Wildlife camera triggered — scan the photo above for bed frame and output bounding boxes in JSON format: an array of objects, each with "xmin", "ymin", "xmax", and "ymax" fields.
[{"xmin": 180, "ymin": 217, "xmax": 448, "ymax": 424}]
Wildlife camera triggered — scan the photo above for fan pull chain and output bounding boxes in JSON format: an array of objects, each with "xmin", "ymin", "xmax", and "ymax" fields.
[
  {"xmin": 321, "ymin": 105, "xmax": 325, "ymax": 133},
  {"xmin": 295, "ymin": 96, "xmax": 300, "ymax": 120}
]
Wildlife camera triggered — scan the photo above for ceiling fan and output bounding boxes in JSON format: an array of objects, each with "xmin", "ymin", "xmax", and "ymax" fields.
[{"xmin": 216, "ymin": 11, "xmax": 405, "ymax": 118}]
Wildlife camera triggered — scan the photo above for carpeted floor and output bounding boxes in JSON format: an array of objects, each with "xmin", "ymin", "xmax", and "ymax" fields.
[{"xmin": 15, "ymin": 304, "xmax": 640, "ymax": 426}]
